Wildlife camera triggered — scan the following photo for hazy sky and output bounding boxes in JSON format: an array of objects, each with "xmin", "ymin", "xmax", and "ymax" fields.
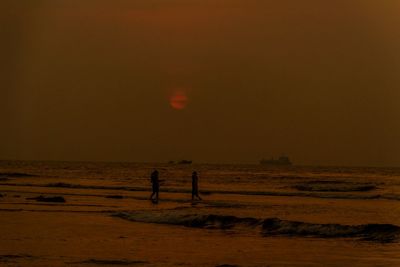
[{"xmin": 1, "ymin": 0, "xmax": 400, "ymax": 166}]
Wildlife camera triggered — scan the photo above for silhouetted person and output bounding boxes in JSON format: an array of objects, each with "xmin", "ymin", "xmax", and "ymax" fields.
[
  {"xmin": 191, "ymin": 171, "xmax": 202, "ymax": 201},
  {"xmin": 150, "ymin": 170, "xmax": 159, "ymax": 203}
]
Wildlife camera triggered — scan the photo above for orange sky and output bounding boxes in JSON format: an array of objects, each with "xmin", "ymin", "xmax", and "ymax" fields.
[{"xmin": 1, "ymin": 0, "xmax": 400, "ymax": 166}]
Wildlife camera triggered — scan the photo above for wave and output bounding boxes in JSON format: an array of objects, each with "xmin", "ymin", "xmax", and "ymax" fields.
[
  {"xmin": 1, "ymin": 182, "xmax": 399, "ymax": 201},
  {"xmin": 26, "ymin": 195, "xmax": 66, "ymax": 203},
  {"xmin": 0, "ymin": 172, "xmax": 38, "ymax": 178},
  {"xmin": 113, "ymin": 211, "xmax": 400, "ymax": 243},
  {"xmin": 114, "ymin": 211, "xmax": 260, "ymax": 229},
  {"xmin": 0, "ymin": 254, "xmax": 34, "ymax": 263},
  {"xmin": 293, "ymin": 184, "xmax": 377, "ymax": 192},
  {"xmin": 262, "ymin": 218, "xmax": 400, "ymax": 242},
  {"xmin": 0, "ymin": 173, "xmax": 37, "ymax": 182},
  {"xmin": 68, "ymin": 259, "xmax": 147, "ymax": 265}
]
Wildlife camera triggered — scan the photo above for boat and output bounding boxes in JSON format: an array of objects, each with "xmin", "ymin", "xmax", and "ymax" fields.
[
  {"xmin": 260, "ymin": 156, "xmax": 292, "ymax": 166},
  {"xmin": 178, "ymin": 160, "xmax": 192, "ymax": 165}
]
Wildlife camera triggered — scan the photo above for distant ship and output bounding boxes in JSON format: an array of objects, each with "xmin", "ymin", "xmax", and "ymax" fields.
[
  {"xmin": 178, "ymin": 160, "xmax": 192, "ymax": 165},
  {"xmin": 260, "ymin": 156, "xmax": 292, "ymax": 166},
  {"xmin": 168, "ymin": 160, "xmax": 193, "ymax": 165}
]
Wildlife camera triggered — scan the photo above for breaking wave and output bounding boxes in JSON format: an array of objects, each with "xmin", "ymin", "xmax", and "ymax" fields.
[
  {"xmin": 113, "ymin": 211, "xmax": 400, "ymax": 243},
  {"xmin": 262, "ymin": 218, "xmax": 400, "ymax": 243}
]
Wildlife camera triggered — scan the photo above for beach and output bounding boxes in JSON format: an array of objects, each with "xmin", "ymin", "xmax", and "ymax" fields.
[{"xmin": 0, "ymin": 161, "xmax": 399, "ymax": 266}]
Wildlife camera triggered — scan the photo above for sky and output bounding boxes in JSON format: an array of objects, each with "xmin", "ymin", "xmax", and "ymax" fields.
[{"xmin": 1, "ymin": 0, "xmax": 400, "ymax": 166}]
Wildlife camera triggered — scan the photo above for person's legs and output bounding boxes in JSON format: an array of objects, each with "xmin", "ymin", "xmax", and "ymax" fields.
[
  {"xmin": 192, "ymin": 188, "xmax": 201, "ymax": 200},
  {"xmin": 151, "ymin": 183, "xmax": 158, "ymax": 201},
  {"xmin": 152, "ymin": 186, "xmax": 159, "ymax": 203}
]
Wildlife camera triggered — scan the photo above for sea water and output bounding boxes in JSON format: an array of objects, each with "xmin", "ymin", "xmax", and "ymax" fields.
[{"xmin": 0, "ymin": 161, "xmax": 399, "ymax": 266}]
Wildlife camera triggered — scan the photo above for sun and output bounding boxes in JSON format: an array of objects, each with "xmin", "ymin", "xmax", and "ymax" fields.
[{"xmin": 169, "ymin": 90, "xmax": 188, "ymax": 110}]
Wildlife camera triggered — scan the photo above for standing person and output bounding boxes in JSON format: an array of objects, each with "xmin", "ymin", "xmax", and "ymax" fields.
[
  {"xmin": 191, "ymin": 171, "xmax": 202, "ymax": 201},
  {"xmin": 150, "ymin": 169, "xmax": 159, "ymax": 203}
]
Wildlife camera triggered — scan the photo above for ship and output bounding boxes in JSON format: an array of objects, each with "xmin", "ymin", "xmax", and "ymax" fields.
[
  {"xmin": 168, "ymin": 160, "xmax": 193, "ymax": 165},
  {"xmin": 260, "ymin": 156, "xmax": 292, "ymax": 166},
  {"xmin": 178, "ymin": 160, "xmax": 192, "ymax": 165}
]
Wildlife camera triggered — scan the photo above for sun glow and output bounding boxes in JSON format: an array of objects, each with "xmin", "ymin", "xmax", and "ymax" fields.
[{"xmin": 169, "ymin": 90, "xmax": 188, "ymax": 110}]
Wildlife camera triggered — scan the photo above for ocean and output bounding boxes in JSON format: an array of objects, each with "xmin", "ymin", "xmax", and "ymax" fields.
[{"xmin": 0, "ymin": 161, "xmax": 399, "ymax": 266}]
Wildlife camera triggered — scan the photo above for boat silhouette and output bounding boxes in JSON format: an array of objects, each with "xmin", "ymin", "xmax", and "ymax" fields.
[{"xmin": 260, "ymin": 156, "xmax": 292, "ymax": 166}]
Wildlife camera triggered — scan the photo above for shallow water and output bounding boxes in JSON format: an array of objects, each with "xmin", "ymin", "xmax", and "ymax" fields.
[{"xmin": 0, "ymin": 161, "xmax": 399, "ymax": 266}]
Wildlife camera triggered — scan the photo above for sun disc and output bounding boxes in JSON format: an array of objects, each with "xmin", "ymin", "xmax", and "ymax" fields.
[{"xmin": 169, "ymin": 90, "xmax": 188, "ymax": 110}]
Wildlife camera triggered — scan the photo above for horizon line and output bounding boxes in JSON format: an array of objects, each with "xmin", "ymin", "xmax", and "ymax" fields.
[{"xmin": 0, "ymin": 158, "xmax": 399, "ymax": 169}]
